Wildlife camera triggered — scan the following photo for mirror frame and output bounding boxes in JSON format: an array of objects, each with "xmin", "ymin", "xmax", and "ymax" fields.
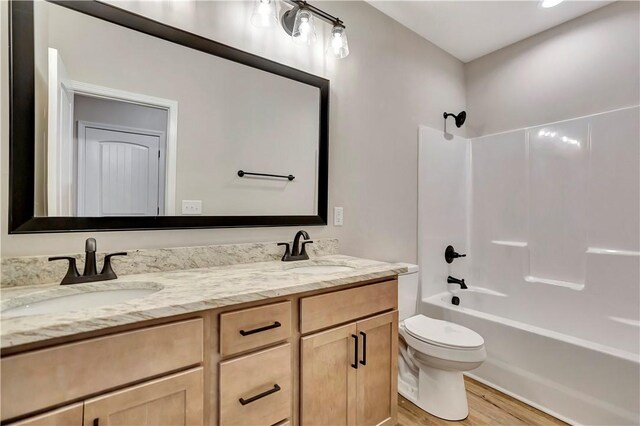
[{"xmin": 9, "ymin": 0, "xmax": 329, "ymax": 233}]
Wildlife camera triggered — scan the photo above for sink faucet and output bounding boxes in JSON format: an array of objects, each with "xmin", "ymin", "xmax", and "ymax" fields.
[
  {"xmin": 447, "ymin": 275, "xmax": 468, "ymax": 289},
  {"xmin": 278, "ymin": 230, "xmax": 314, "ymax": 262},
  {"xmin": 49, "ymin": 238, "xmax": 127, "ymax": 285}
]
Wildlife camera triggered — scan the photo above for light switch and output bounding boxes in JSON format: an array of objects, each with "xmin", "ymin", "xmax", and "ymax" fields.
[
  {"xmin": 182, "ymin": 200, "xmax": 202, "ymax": 215},
  {"xmin": 334, "ymin": 206, "xmax": 344, "ymax": 226}
]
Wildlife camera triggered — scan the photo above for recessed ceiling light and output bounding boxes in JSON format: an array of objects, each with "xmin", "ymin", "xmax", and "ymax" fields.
[{"xmin": 541, "ymin": 0, "xmax": 565, "ymax": 8}]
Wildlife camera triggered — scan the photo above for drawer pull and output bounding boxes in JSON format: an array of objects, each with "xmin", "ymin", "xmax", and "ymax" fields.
[
  {"xmin": 359, "ymin": 331, "xmax": 367, "ymax": 366},
  {"xmin": 351, "ymin": 334, "xmax": 359, "ymax": 369},
  {"xmin": 240, "ymin": 321, "xmax": 282, "ymax": 336},
  {"xmin": 239, "ymin": 384, "xmax": 281, "ymax": 406}
]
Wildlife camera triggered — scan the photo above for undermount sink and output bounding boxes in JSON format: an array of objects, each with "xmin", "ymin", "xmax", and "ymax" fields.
[
  {"xmin": 2, "ymin": 286, "xmax": 161, "ymax": 318},
  {"xmin": 285, "ymin": 265, "xmax": 355, "ymax": 274}
]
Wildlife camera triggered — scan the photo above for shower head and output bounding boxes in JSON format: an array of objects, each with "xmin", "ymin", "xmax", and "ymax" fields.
[{"xmin": 443, "ymin": 111, "xmax": 467, "ymax": 128}]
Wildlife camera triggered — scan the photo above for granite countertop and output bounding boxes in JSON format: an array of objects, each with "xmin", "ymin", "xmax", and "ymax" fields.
[{"xmin": 0, "ymin": 255, "xmax": 407, "ymax": 349}]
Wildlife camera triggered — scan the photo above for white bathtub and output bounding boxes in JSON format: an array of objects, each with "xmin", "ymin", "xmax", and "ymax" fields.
[{"xmin": 422, "ymin": 288, "xmax": 640, "ymax": 425}]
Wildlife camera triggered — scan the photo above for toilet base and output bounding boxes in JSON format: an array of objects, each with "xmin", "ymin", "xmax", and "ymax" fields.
[{"xmin": 416, "ymin": 365, "xmax": 469, "ymax": 421}]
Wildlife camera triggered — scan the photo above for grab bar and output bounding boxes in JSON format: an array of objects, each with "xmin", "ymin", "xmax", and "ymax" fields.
[{"xmin": 237, "ymin": 170, "xmax": 295, "ymax": 181}]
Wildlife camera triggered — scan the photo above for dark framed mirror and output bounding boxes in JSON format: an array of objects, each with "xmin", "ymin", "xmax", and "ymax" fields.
[{"xmin": 9, "ymin": 0, "xmax": 329, "ymax": 233}]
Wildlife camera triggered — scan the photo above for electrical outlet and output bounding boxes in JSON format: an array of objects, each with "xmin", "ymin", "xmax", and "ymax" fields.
[
  {"xmin": 182, "ymin": 200, "xmax": 202, "ymax": 215},
  {"xmin": 334, "ymin": 206, "xmax": 344, "ymax": 226}
]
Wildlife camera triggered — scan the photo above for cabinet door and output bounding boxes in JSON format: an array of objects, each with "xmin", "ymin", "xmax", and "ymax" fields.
[
  {"xmin": 356, "ymin": 311, "xmax": 398, "ymax": 426},
  {"xmin": 300, "ymin": 323, "xmax": 357, "ymax": 426},
  {"xmin": 7, "ymin": 403, "xmax": 83, "ymax": 426},
  {"xmin": 83, "ymin": 368, "xmax": 203, "ymax": 426}
]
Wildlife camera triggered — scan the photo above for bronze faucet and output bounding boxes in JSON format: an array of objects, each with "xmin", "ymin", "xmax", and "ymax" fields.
[
  {"xmin": 49, "ymin": 238, "xmax": 127, "ymax": 285},
  {"xmin": 278, "ymin": 230, "xmax": 314, "ymax": 261}
]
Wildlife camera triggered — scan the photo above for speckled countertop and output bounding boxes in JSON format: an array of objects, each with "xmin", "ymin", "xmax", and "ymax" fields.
[{"xmin": 0, "ymin": 255, "xmax": 406, "ymax": 349}]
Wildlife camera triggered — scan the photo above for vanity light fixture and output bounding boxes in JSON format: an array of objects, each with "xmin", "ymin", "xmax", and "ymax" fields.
[
  {"xmin": 327, "ymin": 21, "xmax": 349, "ymax": 59},
  {"xmin": 279, "ymin": 0, "xmax": 350, "ymax": 58},
  {"xmin": 540, "ymin": 0, "xmax": 564, "ymax": 8},
  {"xmin": 251, "ymin": 0, "xmax": 278, "ymax": 28},
  {"xmin": 290, "ymin": 6, "xmax": 317, "ymax": 45}
]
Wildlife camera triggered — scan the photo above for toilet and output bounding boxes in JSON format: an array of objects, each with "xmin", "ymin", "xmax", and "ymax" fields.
[{"xmin": 397, "ymin": 264, "xmax": 486, "ymax": 421}]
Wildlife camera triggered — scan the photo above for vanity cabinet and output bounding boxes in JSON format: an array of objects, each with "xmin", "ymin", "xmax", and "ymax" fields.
[
  {"xmin": 2, "ymin": 277, "xmax": 399, "ymax": 426},
  {"xmin": 300, "ymin": 311, "xmax": 398, "ymax": 426}
]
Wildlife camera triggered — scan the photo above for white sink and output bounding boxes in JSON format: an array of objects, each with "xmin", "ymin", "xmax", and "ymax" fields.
[
  {"xmin": 2, "ymin": 287, "xmax": 160, "ymax": 318},
  {"xmin": 285, "ymin": 265, "xmax": 355, "ymax": 274}
]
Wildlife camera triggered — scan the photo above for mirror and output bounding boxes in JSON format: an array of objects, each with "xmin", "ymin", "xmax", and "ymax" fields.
[{"xmin": 9, "ymin": 0, "xmax": 328, "ymax": 232}]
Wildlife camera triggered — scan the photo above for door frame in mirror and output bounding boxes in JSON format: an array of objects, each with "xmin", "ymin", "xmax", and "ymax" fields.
[{"xmin": 8, "ymin": 0, "xmax": 329, "ymax": 233}]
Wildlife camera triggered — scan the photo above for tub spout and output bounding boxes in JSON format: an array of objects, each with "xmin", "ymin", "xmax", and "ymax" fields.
[{"xmin": 447, "ymin": 276, "xmax": 467, "ymax": 289}]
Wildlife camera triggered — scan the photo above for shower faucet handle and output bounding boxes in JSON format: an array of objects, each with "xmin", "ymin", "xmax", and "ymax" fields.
[{"xmin": 445, "ymin": 245, "xmax": 466, "ymax": 264}]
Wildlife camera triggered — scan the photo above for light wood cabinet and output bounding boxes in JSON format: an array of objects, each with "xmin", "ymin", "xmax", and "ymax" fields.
[
  {"xmin": 300, "ymin": 311, "xmax": 398, "ymax": 426},
  {"xmin": 300, "ymin": 280, "xmax": 397, "ymax": 334},
  {"xmin": 356, "ymin": 311, "xmax": 398, "ymax": 426},
  {"xmin": 300, "ymin": 323, "xmax": 358, "ymax": 426},
  {"xmin": 6, "ymin": 403, "xmax": 83, "ymax": 426},
  {"xmin": 219, "ymin": 344, "xmax": 291, "ymax": 426},
  {"xmin": 2, "ymin": 278, "xmax": 399, "ymax": 426},
  {"xmin": 220, "ymin": 301, "xmax": 291, "ymax": 357},
  {"xmin": 83, "ymin": 368, "xmax": 203, "ymax": 426},
  {"xmin": 1, "ymin": 319, "xmax": 203, "ymax": 421}
]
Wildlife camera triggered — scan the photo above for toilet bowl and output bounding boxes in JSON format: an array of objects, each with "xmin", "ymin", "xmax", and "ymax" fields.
[
  {"xmin": 399, "ymin": 314, "xmax": 486, "ymax": 420},
  {"xmin": 396, "ymin": 264, "xmax": 486, "ymax": 421}
]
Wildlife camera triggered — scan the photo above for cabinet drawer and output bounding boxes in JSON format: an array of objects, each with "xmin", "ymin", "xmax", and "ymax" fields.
[
  {"xmin": 220, "ymin": 301, "xmax": 291, "ymax": 357},
  {"xmin": 219, "ymin": 343, "xmax": 291, "ymax": 426},
  {"xmin": 300, "ymin": 280, "xmax": 397, "ymax": 334},
  {"xmin": 1, "ymin": 319, "xmax": 203, "ymax": 421}
]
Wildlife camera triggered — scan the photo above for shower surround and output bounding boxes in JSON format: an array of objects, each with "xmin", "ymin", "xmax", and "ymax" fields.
[{"xmin": 418, "ymin": 106, "xmax": 640, "ymax": 425}]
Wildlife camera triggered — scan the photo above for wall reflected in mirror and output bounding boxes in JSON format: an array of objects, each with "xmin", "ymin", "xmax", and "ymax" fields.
[{"xmin": 34, "ymin": 1, "xmax": 321, "ymax": 218}]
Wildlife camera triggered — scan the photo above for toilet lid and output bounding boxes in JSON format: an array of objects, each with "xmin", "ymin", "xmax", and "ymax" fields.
[{"xmin": 404, "ymin": 315, "xmax": 484, "ymax": 349}]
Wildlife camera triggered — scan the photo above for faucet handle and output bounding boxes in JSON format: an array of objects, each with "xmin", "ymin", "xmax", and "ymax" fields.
[
  {"xmin": 100, "ymin": 252, "xmax": 127, "ymax": 279},
  {"xmin": 445, "ymin": 245, "xmax": 466, "ymax": 263},
  {"xmin": 300, "ymin": 240, "xmax": 314, "ymax": 257},
  {"xmin": 277, "ymin": 243, "xmax": 291, "ymax": 261},
  {"xmin": 48, "ymin": 256, "xmax": 80, "ymax": 285}
]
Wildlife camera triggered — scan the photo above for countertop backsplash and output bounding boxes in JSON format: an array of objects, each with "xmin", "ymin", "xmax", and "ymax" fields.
[{"xmin": 1, "ymin": 239, "xmax": 339, "ymax": 287}]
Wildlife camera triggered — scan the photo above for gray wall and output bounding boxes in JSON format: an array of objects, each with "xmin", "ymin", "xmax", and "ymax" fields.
[
  {"xmin": 0, "ymin": 1, "xmax": 466, "ymax": 260},
  {"xmin": 465, "ymin": 1, "xmax": 640, "ymax": 138}
]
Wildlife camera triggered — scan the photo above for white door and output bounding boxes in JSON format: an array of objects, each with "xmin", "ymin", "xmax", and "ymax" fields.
[
  {"xmin": 47, "ymin": 48, "xmax": 75, "ymax": 216},
  {"xmin": 78, "ymin": 124, "xmax": 161, "ymax": 216}
]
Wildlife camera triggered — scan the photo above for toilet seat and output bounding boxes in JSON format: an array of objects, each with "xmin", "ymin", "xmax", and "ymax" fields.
[{"xmin": 404, "ymin": 315, "xmax": 484, "ymax": 350}]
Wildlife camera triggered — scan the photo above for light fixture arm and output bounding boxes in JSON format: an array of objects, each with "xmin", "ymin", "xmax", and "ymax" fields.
[{"xmin": 282, "ymin": 0, "xmax": 345, "ymax": 28}]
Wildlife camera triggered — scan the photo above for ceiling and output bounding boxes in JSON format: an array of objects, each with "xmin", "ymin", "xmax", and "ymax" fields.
[{"xmin": 366, "ymin": 1, "xmax": 614, "ymax": 63}]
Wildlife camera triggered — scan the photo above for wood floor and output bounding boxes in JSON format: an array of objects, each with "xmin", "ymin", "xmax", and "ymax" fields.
[{"xmin": 397, "ymin": 377, "xmax": 567, "ymax": 426}]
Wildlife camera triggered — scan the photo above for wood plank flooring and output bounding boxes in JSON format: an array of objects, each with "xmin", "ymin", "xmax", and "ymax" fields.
[{"xmin": 397, "ymin": 377, "xmax": 567, "ymax": 426}]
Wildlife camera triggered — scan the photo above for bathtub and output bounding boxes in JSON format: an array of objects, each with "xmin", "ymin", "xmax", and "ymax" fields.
[{"xmin": 422, "ymin": 288, "xmax": 640, "ymax": 425}]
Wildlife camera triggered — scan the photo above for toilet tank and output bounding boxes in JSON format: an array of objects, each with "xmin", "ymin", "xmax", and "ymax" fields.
[{"xmin": 397, "ymin": 263, "xmax": 419, "ymax": 321}]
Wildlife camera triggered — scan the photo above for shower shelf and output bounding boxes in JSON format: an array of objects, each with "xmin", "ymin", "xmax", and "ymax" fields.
[
  {"xmin": 490, "ymin": 240, "xmax": 528, "ymax": 247},
  {"xmin": 586, "ymin": 248, "xmax": 640, "ymax": 257},
  {"xmin": 524, "ymin": 275, "xmax": 584, "ymax": 291}
]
